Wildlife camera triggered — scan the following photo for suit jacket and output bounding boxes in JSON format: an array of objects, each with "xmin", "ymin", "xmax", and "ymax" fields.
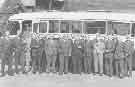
[
  {"xmin": 58, "ymin": 39, "xmax": 72, "ymax": 56},
  {"xmin": 71, "ymin": 40, "xmax": 83, "ymax": 58},
  {"xmin": 114, "ymin": 41, "xmax": 125, "ymax": 59},
  {"xmin": 104, "ymin": 39, "xmax": 115, "ymax": 58},
  {"xmin": 94, "ymin": 40, "xmax": 105, "ymax": 53},
  {"xmin": 45, "ymin": 39, "xmax": 58, "ymax": 56},
  {"xmin": 84, "ymin": 40, "xmax": 93, "ymax": 56},
  {"xmin": 124, "ymin": 40, "xmax": 134, "ymax": 57}
]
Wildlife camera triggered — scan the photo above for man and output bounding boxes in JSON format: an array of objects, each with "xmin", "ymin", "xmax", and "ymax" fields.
[
  {"xmin": 38, "ymin": 39, "xmax": 45, "ymax": 73},
  {"xmin": 58, "ymin": 38, "xmax": 65, "ymax": 75},
  {"xmin": 22, "ymin": 28, "xmax": 31, "ymax": 73},
  {"xmin": 30, "ymin": 38, "xmax": 40, "ymax": 74},
  {"xmin": 58, "ymin": 37, "xmax": 72, "ymax": 75},
  {"xmin": 45, "ymin": 38, "xmax": 58, "ymax": 73},
  {"xmin": 83, "ymin": 38, "xmax": 93, "ymax": 74},
  {"xmin": 18, "ymin": 40, "xmax": 27, "ymax": 74},
  {"xmin": 104, "ymin": 36, "xmax": 115, "ymax": 77},
  {"xmin": 63, "ymin": 38, "xmax": 72, "ymax": 74},
  {"xmin": 114, "ymin": 39, "xmax": 125, "ymax": 78},
  {"xmin": 71, "ymin": 39, "xmax": 83, "ymax": 74},
  {"xmin": 1, "ymin": 31, "xmax": 13, "ymax": 76},
  {"xmin": 93, "ymin": 36, "xmax": 105, "ymax": 75},
  {"xmin": 123, "ymin": 36, "xmax": 134, "ymax": 77},
  {"xmin": 13, "ymin": 35, "xmax": 22, "ymax": 74}
]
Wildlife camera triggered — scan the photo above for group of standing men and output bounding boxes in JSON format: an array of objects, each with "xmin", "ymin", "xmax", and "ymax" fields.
[{"xmin": 0, "ymin": 31, "xmax": 134, "ymax": 79}]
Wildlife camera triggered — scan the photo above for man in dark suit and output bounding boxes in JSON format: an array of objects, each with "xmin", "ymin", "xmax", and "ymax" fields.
[{"xmin": 83, "ymin": 39, "xmax": 93, "ymax": 74}]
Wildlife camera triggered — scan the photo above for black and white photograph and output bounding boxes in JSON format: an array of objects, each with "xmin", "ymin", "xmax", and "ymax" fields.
[{"xmin": 0, "ymin": 0, "xmax": 135, "ymax": 87}]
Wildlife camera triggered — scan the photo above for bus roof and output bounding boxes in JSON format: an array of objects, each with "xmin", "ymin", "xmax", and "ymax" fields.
[{"xmin": 8, "ymin": 11, "xmax": 135, "ymax": 22}]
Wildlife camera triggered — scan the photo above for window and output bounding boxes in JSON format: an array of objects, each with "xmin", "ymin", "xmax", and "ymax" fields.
[
  {"xmin": 33, "ymin": 23, "xmax": 38, "ymax": 33},
  {"xmin": 131, "ymin": 23, "xmax": 135, "ymax": 37},
  {"xmin": 71, "ymin": 21, "xmax": 82, "ymax": 33},
  {"xmin": 111, "ymin": 22, "xmax": 130, "ymax": 35},
  {"xmin": 84, "ymin": 21, "xmax": 105, "ymax": 34},
  {"xmin": 22, "ymin": 20, "xmax": 32, "ymax": 33},
  {"xmin": 49, "ymin": 20, "xmax": 59, "ymax": 33},
  {"xmin": 7, "ymin": 21, "xmax": 20, "ymax": 35},
  {"xmin": 60, "ymin": 21, "xmax": 70, "ymax": 33},
  {"xmin": 39, "ymin": 22, "xmax": 47, "ymax": 33}
]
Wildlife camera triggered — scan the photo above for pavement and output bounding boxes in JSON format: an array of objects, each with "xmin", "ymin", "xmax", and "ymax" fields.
[{"xmin": 0, "ymin": 72, "xmax": 135, "ymax": 87}]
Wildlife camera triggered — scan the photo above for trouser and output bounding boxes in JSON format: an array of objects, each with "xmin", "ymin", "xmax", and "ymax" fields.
[
  {"xmin": 1, "ymin": 55, "xmax": 13, "ymax": 76},
  {"xmin": 14, "ymin": 50, "xmax": 21, "ymax": 74},
  {"xmin": 19, "ymin": 52, "xmax": 26, "ymax": 73},
  {"xmin": 25, "ymin": 50, "xmax": 31, "ymax": 72},
  {"xmin": 40, "ymin": 51, "xmax": 46, "ymax": 72},
  {"xmin": 124, "ymin": 55, "xmax": 132, "ymax": 76},
  {"xmin": 104, "ymin": 57, "xmax": 113, "ymax": 76},
  {"xmin": 14, "ymin": 54, "xmax": 19, "ymax": 74},
  {"xmin": 46, "ymin": 54, "xmax": 57, "ymax": 73},
  {"xmin": 72, "ymin": 55, "xmax": 82, "ymax": 74},
  {"xmin": 38, "ymin": 49, "xmax": 44, "ymax": 73},
  {"xmin": 115, "ymin": 59, "xmax": 124, "ymax": 77},
  {"xmin": 59, "ymin": 54, "xmax": 64, "ymax": 74},
  {"xmin": 31, "ymin": 48, "xmax": 43, "ymax": 73},
  {"xmin": 31, "ymin": 55, "xmax": 41, "ymax": 73},
  {"xmin": 84, "ymin": 56, "xmax": 92, "ymax": 73},
  {"xmin": 59, "ymin": 55, "xmax": 70, "ymax": 74},
  {"xmin": 93, "ymin": 51, "xmax": 103, "ymax": 74},
  {"xmin": 64, "ymin": 56, "xmax": 69, "ymax": 73}
]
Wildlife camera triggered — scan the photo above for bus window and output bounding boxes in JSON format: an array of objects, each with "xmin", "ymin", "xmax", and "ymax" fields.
[
  {"xmin": 7, "ymin": 21, "xmax": 20, "ymax": 35},
  {"xmin": 33, "ymin": 23, "xmax": 38, "ymax": 33},
  {"xmin": 131, "ymin": 23, "xmax": 135, "ymax": 37},
  {"xmin": 49, "ymin": 20, "xmax": 59, "ymax": 33},
  {"xmin": 60, "ymin": 21, "xmax": 69, "ymax": 33},
  {"xmin": 107, "ymin": 21, "xmax": 114, "ymax": 35},
  {"xmin": 71, "ymin": 21, "xmax": 82, "ymax": 33},
  {"xmin": 22, "ymin": 20, "xmax": 32, "ymax": 33},
  {"xmin": 39, "ymin": 22, "xmax": 47, "ymax": 33},
  {"xmin": 84, "ymin": 21, "xmax": 105, "ymax": 34},
  {"xmin": 111, "ymin": 22, "xmax": 130, "ymax": 35}
]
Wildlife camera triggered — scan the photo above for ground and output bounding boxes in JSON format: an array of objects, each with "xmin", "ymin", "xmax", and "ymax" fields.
[{"xmin": 0, "ymin": 72, "xmax": 135, "ymax": 87}]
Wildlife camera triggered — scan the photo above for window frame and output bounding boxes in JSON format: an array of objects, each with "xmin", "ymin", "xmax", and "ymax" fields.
[
  {"xmin": 48, "ymin": 20, "xmax": 60, "ymax": 33},
  {"xmin": 37, "ymin": 20, "xmax": 49, "ymax": 34},
  {"xmin": 83, "ymin": 20, "xmax": 106, "ymax": 34},
  {"xmin": 109, "ymin": 21, "xmax": 131, "ymax": 36},
  {"xmin": 8, "ymin": 20, "xmax": 20, "ymax": 35}
]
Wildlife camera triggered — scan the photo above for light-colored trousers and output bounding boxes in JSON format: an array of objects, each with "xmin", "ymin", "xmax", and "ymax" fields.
[
  {"xmin": 93, "ymin": 50, "xmax": 103, "ymax": 74},
  {"xmin": 59, "ymin": 55, "xmax": 69, "ymax": 74},
  {"xmin": 46, "ymin": 55, "xmax": 57, "ymax": 73},
  {"xmin": 124, "ymin": 55, "xmax": 132, "ymax": 75}
]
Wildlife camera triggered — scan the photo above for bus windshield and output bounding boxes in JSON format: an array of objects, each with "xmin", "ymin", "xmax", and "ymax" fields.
[{"xmin": 7, "ymin": 21, "xmax": 20, "ymax": 35}]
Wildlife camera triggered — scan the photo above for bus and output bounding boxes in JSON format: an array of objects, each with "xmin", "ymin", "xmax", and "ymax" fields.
[{"xmin": 7, "ymin": 11, "xmax": 135, "ymax": 41}]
